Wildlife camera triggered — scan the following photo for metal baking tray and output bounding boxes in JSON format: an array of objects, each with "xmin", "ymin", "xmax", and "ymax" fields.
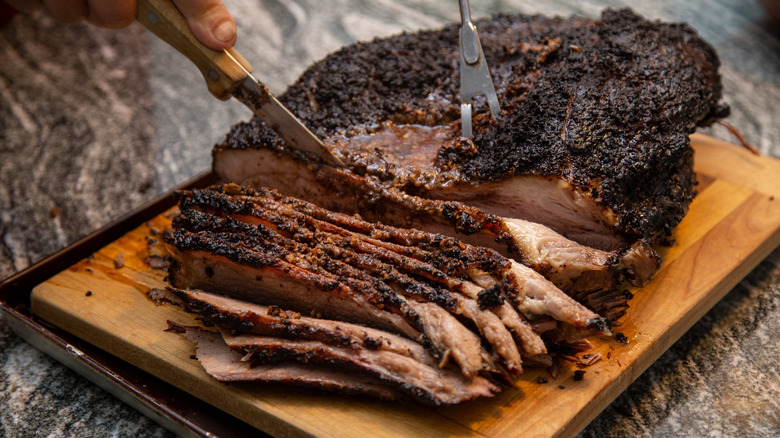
[{"xmin": 0, "ymin": 171, "xmax": 267, "ymax": 438}]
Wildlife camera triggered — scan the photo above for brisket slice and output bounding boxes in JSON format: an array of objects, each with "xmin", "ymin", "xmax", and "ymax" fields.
[
  {"xmin": 215, "ymin": 8, "xmax": 728, "ymax": 249},
  {"xmin": 220, "ymin": 331, "xmax": 497, "ymax": 406},
  {"xmin": 154, "ymin": 288, "xmax": 437, "ymax": 363},
  {"xmin": 171, "ymin": 323, "xmax": 405, "ymax": 401}
]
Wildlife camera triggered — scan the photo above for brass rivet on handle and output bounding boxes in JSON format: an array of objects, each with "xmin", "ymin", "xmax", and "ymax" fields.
[
  {"xmin": 208, "ymin": 70, "xmax": 219, "ymax": 81},
  {"xmin": 146, "ymin": 12, "xmax": 159, "ymax": 25}
]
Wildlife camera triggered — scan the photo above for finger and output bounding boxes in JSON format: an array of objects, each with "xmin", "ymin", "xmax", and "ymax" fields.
[
  {"xmin": 3, "ymin": 0, "xmax": 45, "ymax": 14},
  {"xmin": 759, "ymin": 0, "xmax": 780, "ymax": 22},
  {"xmin": 41, "ymin": 0, "xmax": 88, "ymax": 23},
  {"xmin": 172, "ymin": 0, "xmax": 236, "ymax": 50},
  {"xmin": 85, "ymin": 0, "xmax": 136, "ymax": 29}
]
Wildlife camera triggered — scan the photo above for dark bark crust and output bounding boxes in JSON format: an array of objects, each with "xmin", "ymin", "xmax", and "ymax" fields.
[{"xmin": 218, "ymin": 8, "xmax": 727, "ymax": 241}]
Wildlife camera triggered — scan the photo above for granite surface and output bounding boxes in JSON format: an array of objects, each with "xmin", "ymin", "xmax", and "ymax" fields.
[{"xmin": 1, "ymin": 0, "xmax": 779, "ymax": 436}]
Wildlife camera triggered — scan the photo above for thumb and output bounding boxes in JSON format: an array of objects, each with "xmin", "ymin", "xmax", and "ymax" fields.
[{"xmin": 172, "ymin": 0, "xmax": 236, "ymax": 50}]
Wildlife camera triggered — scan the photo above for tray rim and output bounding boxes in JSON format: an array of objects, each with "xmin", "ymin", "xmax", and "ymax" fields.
[{"xmin": 0, "ymin": 171, "xmax": 266, "ymax": 438}]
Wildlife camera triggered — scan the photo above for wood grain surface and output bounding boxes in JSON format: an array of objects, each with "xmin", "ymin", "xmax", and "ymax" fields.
[{"xmin": 29, "ymin": 135, "xmax": 780, "ymax": 438}]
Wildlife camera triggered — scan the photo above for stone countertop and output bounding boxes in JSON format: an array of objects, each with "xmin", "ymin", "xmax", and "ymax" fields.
[{"xmin": 1, "ymin": 1, "xmax": 778, "ymax": 436}]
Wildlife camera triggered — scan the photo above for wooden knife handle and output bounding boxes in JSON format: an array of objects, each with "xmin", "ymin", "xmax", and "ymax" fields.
[{"xmin": 136, "ymin": 0, "xmax": 252, "ymax": 100}]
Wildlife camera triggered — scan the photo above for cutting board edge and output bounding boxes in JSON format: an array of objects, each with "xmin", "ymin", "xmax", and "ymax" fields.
[{"xmin": 29, "ymin": 280, "xmax": 341, "ymax": 438}]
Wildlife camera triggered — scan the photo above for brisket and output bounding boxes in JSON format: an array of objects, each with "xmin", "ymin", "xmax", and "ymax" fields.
[
  {"xmin": 164, "ymin": 184, "xmax": 610, "ymax": 377},
  {"xmin": 155, "ymin": 7, "xmax": 731, "ymax": 406},
  {"xmin": 171, "ymin": 323, "xmax": 405, "ymax": 400},
  {"xmin": 162, "ymin": 298, "xmax": 498, "ymax": 406},
  {"xmin": 214, "ymin": 148, "xmax": 661, "ymax": 293},
  {"xmin": 214, "ymin": 8, "xmax": 728, "ymax": 249}
]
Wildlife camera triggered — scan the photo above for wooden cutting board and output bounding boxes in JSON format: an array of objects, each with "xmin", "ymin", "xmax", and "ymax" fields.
[{"xmin": 30, "ymin": 134, "xmax": 780, "ymax": 438}]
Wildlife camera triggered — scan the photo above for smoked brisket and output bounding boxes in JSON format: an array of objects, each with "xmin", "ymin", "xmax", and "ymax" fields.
[
  {"xmin": 215, "ymin": 8, "xmax": 728, "ymax": 248},
  {"xmin": 164, "ymin": 185, "xmax": 611, "ymax": 378},
  {"xmin": 155, "ymin": 7, "xmax": 731, "ymax": 405}
]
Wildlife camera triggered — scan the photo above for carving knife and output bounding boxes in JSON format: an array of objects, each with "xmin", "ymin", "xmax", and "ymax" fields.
[{"xmin": 136, "ymin": 0, "xmax": 345, "ymax": 167}]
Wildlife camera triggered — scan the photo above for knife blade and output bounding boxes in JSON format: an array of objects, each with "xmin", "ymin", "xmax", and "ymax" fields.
[{"xmin": 136, "ymin": 0, "xmax": 345, "ymax": 167}]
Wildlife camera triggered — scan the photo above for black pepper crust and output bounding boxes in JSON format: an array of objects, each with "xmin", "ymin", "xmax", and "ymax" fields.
[
  {"xmin": 463, "ymin": 9, "xmax": 727, "ymax": 240},
  {"xmin": 218, "ymin": 8, "xmax": 728, "ymax": 241},
  {"xmin": 171, "ymin": 186, "xmax": 519, "ymax": 311}
]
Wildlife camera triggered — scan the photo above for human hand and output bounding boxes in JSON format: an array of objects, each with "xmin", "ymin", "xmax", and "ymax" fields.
[
  {"xmin": 759, "ymin": 0, "xmax": 780, "ymax": 23},
  {"xmin": 3, "ymin": 0, "xmax": 236, "ymax": 50}
]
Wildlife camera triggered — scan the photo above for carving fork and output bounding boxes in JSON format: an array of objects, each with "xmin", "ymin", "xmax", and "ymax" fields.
[{"xmin": 458, "ymin": 0, "xmax": 500, "ymax": 138}]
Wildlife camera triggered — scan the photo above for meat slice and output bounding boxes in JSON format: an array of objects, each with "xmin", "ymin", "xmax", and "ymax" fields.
[
  {"xmin": 506, "ymin": 260, "xmax": 609, "ymax": 336},
  {"xmin": 171, "ymin": 323, "xmax": 404, "ymax": 401},
  {"xmin": 500, "ymin": 218, "xmax": 660, "ymax": 292},
  {"xmin": 155, "ymin": 288, "xmax": 437, "ymax": 364},
  {"xmin": 165, "ymin": 243, "xmax": 420, "ymax": 339},
  {"xmin": 166, "ymin": 234, "xmax": 495, "ymax": 374},
  {"xmin": 458, "ymin": 278, "xmax": 546, "ymax": 356},
  {"xmin": 175, "ymin": 184, "xmax": 610, "ymax": 331},
  {"xmin": 214, "ymin": 8, "xmax": 728, "ymax": 250},
  {"xmin": 220, "ymin": 331, "xmax": 498, "ymax": 406}
]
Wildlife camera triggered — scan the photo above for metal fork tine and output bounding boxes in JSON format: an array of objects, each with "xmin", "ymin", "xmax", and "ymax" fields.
[
  {"xmin": 461, "ymin": 102, "xmax": 473, "ymax": 137},
  {"xmin": 458, "ymin": 0, "xmax": 500, "ymax": 138}
]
